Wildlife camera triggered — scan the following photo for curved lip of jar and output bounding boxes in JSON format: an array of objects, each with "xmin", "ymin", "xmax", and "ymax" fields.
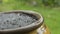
[{"xmin": 0, "ymin": 10, "xmax": 44, "ymax": 32}]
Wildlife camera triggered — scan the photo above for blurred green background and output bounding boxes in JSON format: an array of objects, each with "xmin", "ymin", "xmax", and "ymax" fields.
[{"xmin": 0, "ymin": 0, "xmax": 60, "ymax": 34}]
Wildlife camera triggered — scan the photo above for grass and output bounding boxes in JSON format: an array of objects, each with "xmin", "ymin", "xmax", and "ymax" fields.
[{"xmin": 0, "ymin": 1, "xmax": 60, "ymax": 34}]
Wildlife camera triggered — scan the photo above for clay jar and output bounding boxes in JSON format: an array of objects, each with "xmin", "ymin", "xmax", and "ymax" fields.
[{"xmin": 0, "ymin": 10, "xmax": 43, "ymax": 34}]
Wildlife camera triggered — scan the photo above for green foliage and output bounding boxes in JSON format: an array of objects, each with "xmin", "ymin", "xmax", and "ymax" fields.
[
  {"xmin": 42, "ymin": 0, "xmax": 60, "ymax": 7},
  {"xmin": 17, "ymin": 0, "xmax": 60, "ymax": 7},
  {"xmin": 0, "ymin": 0, "xmax": 60, "ymax": 7}
]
